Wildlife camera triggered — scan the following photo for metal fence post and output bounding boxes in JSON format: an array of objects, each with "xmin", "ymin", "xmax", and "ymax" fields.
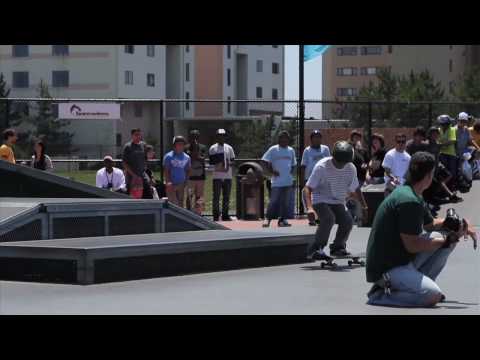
[
  {"xmin": 428, "ymin": 102, "xmax": 433, "ymax": 128},
  {"xmin": 159, "ymin": 100, "xmax": 164, "ymax": 184},
  {"xmin": 5, "ymin": 99, "xmax": 10, "ymax": 128},
  {"xmin": 367, "ymin": 102, "xmax": 373, "ymax": 158}
]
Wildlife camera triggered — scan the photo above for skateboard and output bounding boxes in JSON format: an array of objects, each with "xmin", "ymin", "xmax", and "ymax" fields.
[{"xmin": 318, "ymin": 252, "xmax": 366, "ymax": 269}]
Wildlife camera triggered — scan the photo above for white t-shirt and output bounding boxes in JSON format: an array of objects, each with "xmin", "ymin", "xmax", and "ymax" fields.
[
  {"xmin": 209, "ymin": 143, "xmax": 235, "ymax": 180},
  {"xmin": 301, "ymin": 145, "xmax": 331, "ymax": 180},
  {"xmin": 382, "ymin": 149, "xmax": 411, "ymax": 185},
  {"xmin": 306, "ymin": 157, "xmax": 359, "ymax": 205},
  {"xmin": 96, "ymin": 167, "xmax": 127, "ymax": 191},
  {"xmin": 261, "ymin": 145, "xmax": 297, "ymax": 187}
]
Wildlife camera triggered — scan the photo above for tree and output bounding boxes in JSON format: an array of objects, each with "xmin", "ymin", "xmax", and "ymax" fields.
[
  {"xmin": 453, "ymin": 66, "xmax": 480, "ymax": 116},
  {"xmin": 26, "ymin": 80, "xmax": 73, "ymax": 155}
]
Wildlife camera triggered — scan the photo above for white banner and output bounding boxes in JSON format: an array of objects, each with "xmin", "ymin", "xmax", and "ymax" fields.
[{"xmin": 59, "ymin": 102, "xmax": 121, "ymax": 120}]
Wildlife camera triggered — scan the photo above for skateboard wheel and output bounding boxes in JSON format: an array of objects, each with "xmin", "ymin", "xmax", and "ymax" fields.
[
  {"xmin": 332, "ymin": 263, "xmax": 338, "ymax": 268},
  {"xmin": 360, "ymin": 261, "xmax": 365, "ymax": 266},
  {"xmin": 348, "ymin": 260, "xmax": 353, "ymax": 267},
  {"xmin": 320, "ymin": 263, "xmax": 325, "ymax": 269}
]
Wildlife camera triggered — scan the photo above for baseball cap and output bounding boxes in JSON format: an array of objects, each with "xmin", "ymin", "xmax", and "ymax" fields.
[
  {"xmin": 458, "ymin": 112, "xmax": 469, "ymax": 121},
  {"xmin": 173, "ymin": 135, "xmax": 186, "ymax": 144},
  {"xmin": 310, "ymin": 129, "xmax": 322, "ymax": 137},
  {"xmin": 216, "ymin": 128, "xmax": 226, "ymax": 135},
  {"xmin": 190, "ymin": 129, "xmax": 200, "ymax": 135},
  {"xmin": 103, "ymin": 155, "xmax": 114, "ymax": 162}
]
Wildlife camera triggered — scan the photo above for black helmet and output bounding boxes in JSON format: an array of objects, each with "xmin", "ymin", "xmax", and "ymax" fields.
[
  {"xmin": 437, "ymin": 115, "xmax": 452, "ymax": 125},
  {"xmin": 332, "ymin": 141, "xmax": 354, "ymax": 163}
]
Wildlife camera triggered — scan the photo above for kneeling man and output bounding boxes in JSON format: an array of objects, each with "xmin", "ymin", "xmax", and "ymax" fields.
[{"xmin": 366, "ymin": 152, "xmax": 477, "ymax": 307}]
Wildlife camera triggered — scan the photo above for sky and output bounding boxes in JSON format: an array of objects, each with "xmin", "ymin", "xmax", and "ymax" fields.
[{"xmin": 284, "ymin": 45, "xmax": 323, "ymax": 117}]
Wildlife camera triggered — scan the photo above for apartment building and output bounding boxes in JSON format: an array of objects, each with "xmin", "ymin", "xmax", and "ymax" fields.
[
  {"xmin": 0, "ymin": 45, "xmax": 284, "ymax": 156},
  {"xmin": 322, "ymin": 45, "xmax": 474, "ymax": 118}
]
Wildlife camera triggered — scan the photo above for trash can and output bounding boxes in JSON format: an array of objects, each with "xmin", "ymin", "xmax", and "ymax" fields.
[
  {"xmin": 236, "ymin": 162, "xmax": 265, "ymax": 220},
  {"xmin": 360, "ymin": 183, "xmax": 386, "ymax": 227}
]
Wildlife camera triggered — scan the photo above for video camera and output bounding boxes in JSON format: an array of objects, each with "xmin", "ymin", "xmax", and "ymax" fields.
[{"xmin": 443, "ymin": 208, "xmax": 477, "ymax": 249}]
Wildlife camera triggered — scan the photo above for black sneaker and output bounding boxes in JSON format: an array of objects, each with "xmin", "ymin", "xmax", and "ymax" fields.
[
  {"xmin": 367, "ymin": 284, "xmax": 383, "ymax": 298},
  {"xmin": 330, "ymin": 248, "xmax": 351, "ymax": 257},
  {"xmin": 307, "ymin": 250, "xmax": 330, "ymax": 261},
  {"xmin": 262, "ymin": 220, "xmax": 271, "ymax": 228},
  {"xmin": 449, "ymin": 194, "xmax": 463, "ymax": 203},
  {"xmin": 278, "ymin": 219, "xmax": 292, "ymax": 227},
  {"xmin": 213, "ymin": 217, "xmax": 220, "ymax": 222}
]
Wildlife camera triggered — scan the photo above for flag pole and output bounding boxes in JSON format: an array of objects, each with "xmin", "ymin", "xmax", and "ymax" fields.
[{"xmin": 298, "ymin": 45, "xmax": 305, "ymax": 216}]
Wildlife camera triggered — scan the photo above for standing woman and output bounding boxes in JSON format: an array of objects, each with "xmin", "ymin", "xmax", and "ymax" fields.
[
  {"xmin": 31, "ymin": 140, "xmax": 53, "ymax": 172},
  {"xmin": 366, "ymin": 133, "xmax": 386, "ymax": 185}
]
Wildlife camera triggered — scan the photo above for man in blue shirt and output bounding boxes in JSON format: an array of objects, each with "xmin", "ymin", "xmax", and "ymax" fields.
[
  {"xmin": 163, "ymin": 136, "xmax": 191, "ymax": 207},
  {"xmin": 301, "ymin": 130, "xmax": 330, "ymax": 225},
  {"xmin": 262, "ymin": 131, "xmax": 297, "ymax": 227}
]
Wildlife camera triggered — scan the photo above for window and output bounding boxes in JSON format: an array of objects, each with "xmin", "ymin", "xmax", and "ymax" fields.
[
  {"xmin": 185, "ymin": 63, "xmax": 190, "ymax": 82},
  {"xmin": 125, "ymin": 70, "xmax": 133, "ymax": 85},
  {"xmin": 52, "ymin": 71, "xmax": 69, "ymax": 87},
  {"xmin": 272, "ymin": 62, "xmax": 280, "ymax": 74},
  {"xmin": 134, "ymin": 103, "xmax": 143, "ymax": 117},
  {"xmin": 125, "ymin": 45, "xmax": 135, "ymax": 54},
  {"xmin": 147, "ymin": 45, "xmax": 155, "ymax": 57},
  {"xmin": 227, "ymin": 45, "xmax": 231, "ymax": 59},
  {"xmin": 227, "ymin": 96, "xmax": 231, "ymax": 114},
  {"xmin": 12, "ymin": 45, "xmax": 29, "ymax": 57},
  {"xmin": 336, "ymin": 88, "xmax": 358, "ymax": 97},
  {"xmin": 227, "ymin": 68, "xmax": 231, "ymax": 86},
  {"xmin": 272, "ymin": 45, "xmax": 279, "ymax": 48},
  {"xmin": 12, "ymin": 72, "xmax": 29, "ymax": 88},
  {"xmin": 449, "ymin": 59, "xmax": 453, "ymax": 73},
  {"xmin": 360, "ymin": 67, "xmax": 378, "ymax": 76},
  {"xmin": 256, "ymin": 86, "xmax": 263, "ymax": 98},
  {"xmin": 337, "ymin": 47, "xmax": 357, "ymax": 56},
  {"xmin": 388, "ymin": 45, "xmax": 393, "ymax": 54},
  {"xmin": 147, "ymin": 73, "xmax": 155, "ymax": 87},
  {"xmin": 52, "ymin": 45, "xmax": 69, "ymax": 56},
  {"xmin": 272, "ymin": 88, "xmax": 278, "ymax": 100},
  {"xmin": 185, "ymin": 92, "xmax": 190, "ymax": 111},
  {"xmin": 336, "ymin": 67, "xmax": 358, "ymax": 76},
  {"xmin": 360, "ymin": 46, "xmax": 382, "ymax": 55},
  {"xmin": 185, "ymin": 45, "xmax": 190, "ymax": 53},
  {"xmin": 256, "ymin": 60, "xmax": 263, "ymax": 72}
]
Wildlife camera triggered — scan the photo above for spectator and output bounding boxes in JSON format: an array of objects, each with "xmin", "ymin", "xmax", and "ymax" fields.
[
  {"xmin": 382, "ymin": 133, "xmax": 411, "ymax": 195},
  {"xmin": 456, "ymin": 112, "xmax": 474, "ymax": 157},
  {"xmin": 366, "ymin": 133, "xmax": 386, "ymax": 184},
  {"xmin": 209, "ymin": 129, "xmax": 235, "ymax": 221},
  {"xmin": 163, "ymin": 136, "xmax": 191, "ymax": 207},
  {"xmin": 406, "ymin": 126, "xmax": 428, "ymax": 156},
  {"xmin": 30, "ymin": 139, "xmax": 53, "ymax": 171},
  {"xmin": 144, "ymin": 145, "xmax": 160, "ymax": 199},
  {"xmin": 122, "ymin": 128, "xmax": 151, "ymax": 199},
  {"xmin": 469, "ymin": 119, "xmax": 480, "ymax": 150},
  {"xmin": 96, "ymin": 155, "xmax": 127, "ymax": 193},
  {"xmin": 423, "ymin": 127, "xmax": 462, "ymax": 209},
  {"xmin": 366, "ymin": 152, "xmax": 476, "ymax": 308},
  {"xmin": 304, "ymin": 141, "xmax": 368, "ymax": 259},
  {"xmin": 301, "ymin": 130, "xmax": 330, "ymax": 224},
  {"xmin": 262, "ymin": 131, "xmax": 297, "ymax": 228},
  {"xmin": 185, "ymin": 130, "xmax": 207, "ymax": 215},
  {"xmin": 349, "ymin": 130, "xmax": 369, "ymax": 187},
  {"xmin": 0, "ymin": 128, "xmax": 17, "ymax": 164},
  {"xmin": 437, "ymin": 115, "xmax": 458, "ymax": 184}
]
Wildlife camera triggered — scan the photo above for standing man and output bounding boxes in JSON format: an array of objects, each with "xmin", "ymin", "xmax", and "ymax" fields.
[
  {"xmin": 163, "ymin": 136, "xmax": 191, "ymax": 207},
  {"xmin": 366, "ymin": 152, "xmax": 477, "ymax": 307},
  {"xmin": 382, "ymin": 133, "xmax": 411, "ymax": 195},
  {"xmin": 96, "ymin": 155, "xmax": 127, "ymax": 193},
  {"xmin": 406, "ymin": 126, "xmax": 428, "ymax": 156},
  {"xmin": 301, "ymin": 130, "xmax": 330, "ymax": 225},
  {"xmin": 304, "ymin": 141, "xmax": 368, "ymax": 258},
  {"xmin": 122, "ymin": 128, "xmax": 151, "ymax": 199},
  {"xmin": 209, "ymin": 129, "xmax": 235, "ymax": 221},
  {"xmin": 185, "ymin": 130, "xmax": 207, "ymax": 215},
  {"xmin": 0, "ymin": 128, "xmax": 17, "ymax": 164},
  {"xmin": 262, "ymin": 131, "xmax": 297, "ymax": 228},
  {"xmin": 438, "ymin": 115, "xmax": 458, "ymax": 184},
  {"xmin": 456, "ymin": 112, "xmax": 474, "ymax": 158}
]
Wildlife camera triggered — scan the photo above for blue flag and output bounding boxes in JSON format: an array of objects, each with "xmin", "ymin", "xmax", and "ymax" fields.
[{"xmin": 303, "ymin": 45, "xmax": 331, "ymax": 62}]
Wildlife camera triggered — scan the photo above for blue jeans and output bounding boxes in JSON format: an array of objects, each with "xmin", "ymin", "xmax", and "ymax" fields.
[
  {"xmin": 367, "ymin": 232, "xmax": 455, "ymax": 307},
  {"xmin": 439, "ymin": 154, "xmax": 458, "ymax": 181},
  {"xmin": 266, "ymin": 186, "xmax": 292, "ymax": 220}
]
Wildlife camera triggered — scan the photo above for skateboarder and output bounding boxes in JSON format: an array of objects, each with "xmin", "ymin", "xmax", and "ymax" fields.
[
  {"xmin": 366, "ymin": 152, "xmax": 477, "ymax": 307},
  {"xmin": 304, "ymin": 141, "xmax": 368, "ymax": 259}
]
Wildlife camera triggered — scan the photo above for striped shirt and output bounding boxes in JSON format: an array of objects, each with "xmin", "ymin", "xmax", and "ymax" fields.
[{"xmin": 306, "ymin": 157, "xmax": 359, "ymax": 205}]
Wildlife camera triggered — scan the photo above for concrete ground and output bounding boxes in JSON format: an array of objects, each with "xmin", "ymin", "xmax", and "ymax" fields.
[{"xmin": 0, "ymin": 183, "xmax": 478, "ymax": 315}]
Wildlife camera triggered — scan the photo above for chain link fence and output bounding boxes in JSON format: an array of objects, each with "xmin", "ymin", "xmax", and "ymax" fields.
[{"xmin": 1, "ymin": 97, "xmax": 479, "ymax": 216}]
